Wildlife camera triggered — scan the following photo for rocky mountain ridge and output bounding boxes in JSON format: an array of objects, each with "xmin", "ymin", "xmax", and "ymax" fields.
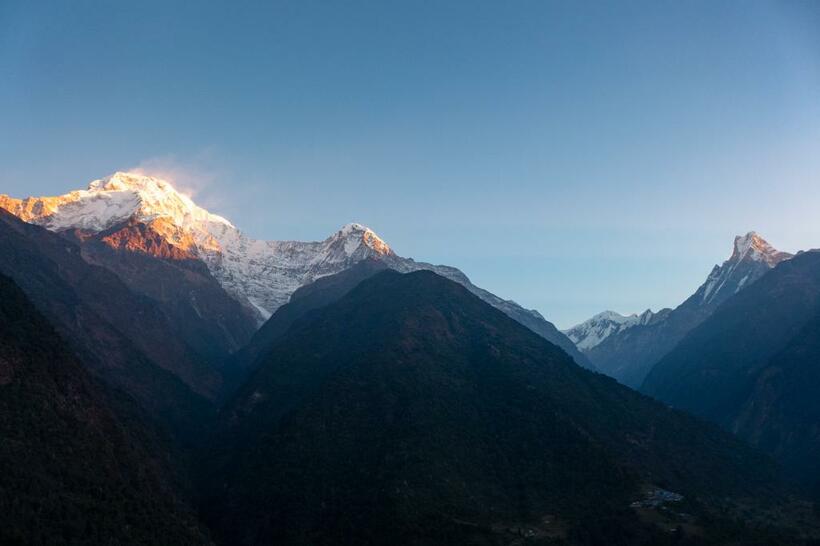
[{"xmin": 564, "ymin": 309, "xmax": 670, "ymax": 351}]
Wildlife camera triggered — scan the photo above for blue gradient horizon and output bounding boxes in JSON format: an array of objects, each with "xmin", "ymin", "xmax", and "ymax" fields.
[{"xmin": 2, "ymin": 1, "xmax": 818, "ymax": 328}]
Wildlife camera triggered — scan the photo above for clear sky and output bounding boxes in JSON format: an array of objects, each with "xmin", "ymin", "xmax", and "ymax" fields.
[{"xmin": 2, "ymin": 1, "xmax": 819, "ymax": 328}]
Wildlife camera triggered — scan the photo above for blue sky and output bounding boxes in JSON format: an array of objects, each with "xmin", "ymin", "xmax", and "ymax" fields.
[{"xmin": 1, "ymin": 1, "xmax": 819, "ymax": 327}]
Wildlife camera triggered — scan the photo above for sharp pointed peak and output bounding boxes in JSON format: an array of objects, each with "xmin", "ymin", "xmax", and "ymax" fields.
[
  {"xmin": 733, "ymin": 231, "xmax": 766, "ymax": 254},
  {"xmin": 729, "ymin": 231, "xmax": 791, "ymax": 265}
]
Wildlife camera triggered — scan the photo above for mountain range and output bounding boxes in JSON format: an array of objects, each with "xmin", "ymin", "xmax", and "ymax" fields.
[
  {"xmin": 0, "ymin": 172, "xmax": 590, "ymax": 370},
  {"xmin": 567, "ymin": 232, "xmax": 793, "ymax": 387},
  {"xmin": 1, "ymin": 172, "xmax": 820, "ymax": 545}
]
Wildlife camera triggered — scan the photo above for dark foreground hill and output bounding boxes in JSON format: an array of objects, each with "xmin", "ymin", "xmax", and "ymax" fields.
[
  {"xmin": 0, "ymin": 273, "xmax": 208, "ymax": 545},
  {"xmin": 204, "ymin": 270, "xmax": 816, "ymax": 546},
  {"xmin": 225, "ymin": 257, "xmax": 592, "ymax": 398},
  {"xmin": 643, "ymin": 250, "xmax": 820, "ymax": 495}
]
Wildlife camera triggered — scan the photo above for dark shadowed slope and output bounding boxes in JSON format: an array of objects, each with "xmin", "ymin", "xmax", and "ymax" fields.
[
  {"xmin": 386, "ymin": 254, "xmax": 596, "ymax": 369},
  {"xmin": 223, "ymin": 258, "xmax": 390, "ymax": 393},
  {"xmin": 736, "ymin": 311, "xmax": 820, "ymax": 494},
  {"xmin": 0, "ymin": 273, "xmax": 208, "ymax": 545},
  {"xmin": 205, "ymin": 270, "xmax": 806, "ymax": 546},
  {"xmin": 0, "ymin": 209, "xmax": 214, "ymax": 439},
  {"xmin": 72, "ymin": 217, "xmax": 258, "ymax": 367},
  {"xmin": 225, "ymin": 257, "xmax": 590, "ymax": 400},
  {"xmin": 643, "ymin": 250, "xmax": 820, "ymax": 491}
]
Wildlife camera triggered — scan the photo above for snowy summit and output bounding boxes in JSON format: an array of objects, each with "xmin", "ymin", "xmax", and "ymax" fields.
[
  {"xmin": 699, "ymin": 231, "xmax": 792, "ymax": 305},
  {"xmin": 564, "ymin": 309, "xmax": 663, "ymax": 351},
  {"xmin": 0, "ymin": 172, "xmax": 394, "ymax": 321}
]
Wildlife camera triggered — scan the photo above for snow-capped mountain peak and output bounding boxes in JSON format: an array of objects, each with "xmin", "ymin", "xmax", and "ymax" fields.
[
  {"xmin": 0, "ymin": 173, "xmax": 401, "ymax": 322},
  {"xmin": 88, "ymin": 171, "xmax": 234, "ymax": 230},
  {"xmin": 329, "ymin": 222, "xmax": 393, "ymax": 256},
  {"xmin": 699, "ymin": 231, "xmax": 792, "ymax": 305},
  {"xmin": 731, "ymin": 231, "xmax": 791, "ymax": 266},
  {"xmin": 589, "ymin": 310, "xmax": 635, "ymax": 324},
  {"xmin": 564, "ymin": 308, "xmax": 665, "ymax": 351},
  {"xmin": 0, "ymin": 171, "xmax": 233, "ymax": 236}
]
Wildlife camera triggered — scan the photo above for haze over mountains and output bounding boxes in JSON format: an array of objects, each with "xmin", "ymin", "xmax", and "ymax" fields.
[{"xmin": 1, "ymin": 172, "xmax": 820, "ymax": 545}]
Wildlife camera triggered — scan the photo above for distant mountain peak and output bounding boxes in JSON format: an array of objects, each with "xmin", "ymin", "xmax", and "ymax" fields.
[
  {"xmin": 569, "ymin": 231, "xmax": 793, "ymax": 357},
  {"xmin": 699, "ymin": 232, "xmax": 793, "ymax": 306},
  {"xmin": 564, "ymin": 308, "xmax": 665, "ymax": 351},
  {"xmin": 590, "ymin": 310, "xmax": 637, "ymax": 324},
  {"xmin": 731, "ymin": 231, "xmax": 790, "ymax": 266},
  {"xmin": 331, "ymin": 222, "xmax": 392, "ymax": 256}
]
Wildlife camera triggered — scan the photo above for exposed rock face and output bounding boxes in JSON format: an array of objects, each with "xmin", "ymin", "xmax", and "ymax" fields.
[
  {"xmin": 0, "ymin": 193, "xmax": 71, "ymax": 224},
  {"xmin": 74, "ymin": 219, "xmax": 258, "ymax": 363},
  {"xmin": 94, "ymin": 217, "xmax": 202, "ymax": 260}
]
